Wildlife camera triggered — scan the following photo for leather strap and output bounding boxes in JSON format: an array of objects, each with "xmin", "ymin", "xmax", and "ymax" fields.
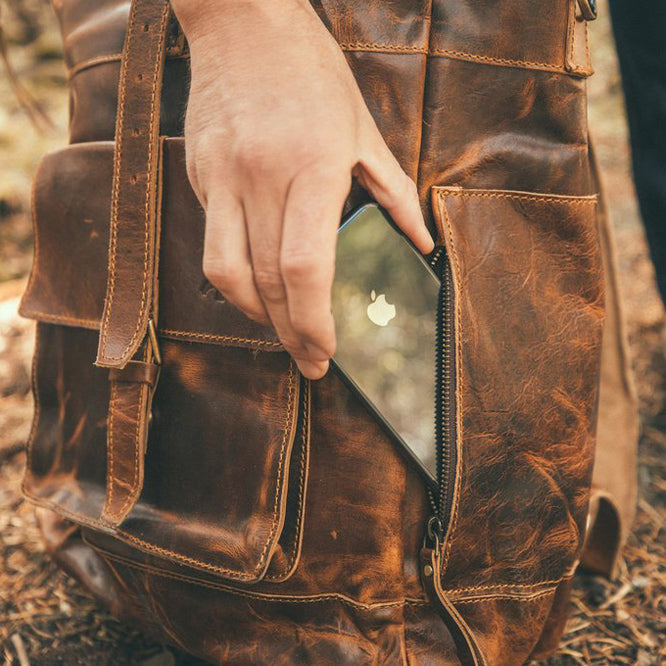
[
  {"xmin": 102, "ymin": 359, "xmax": 155, "ymax": 525},
  {"xmin": 577, "ymin": 0, "xmax": 597, "ymax": 21},
  {"xmin": 96, "ymin": 0, "xmax": 170, "ymax": 368},
  {"xmin": 420, "ymin": 547, "xmax": 487, "ymax": 666},
  {"xmin": 109, "ymin": 359, "xmax": 160, "ymax": 386},
  {"xmin": 97, "ymin": 0, "xmax": 170, "ymax": 526},
  {"xmin": 102, "ymin": 141, "xmax": 164, "ymax": 526}
]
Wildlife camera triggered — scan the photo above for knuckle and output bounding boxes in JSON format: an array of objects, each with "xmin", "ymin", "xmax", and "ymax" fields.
[
  {"xmin": 387, "ymin": 175, "xmax": 417, "ymax": 208},
  {"xmin": 291, "ymin": 140, "xmax": 328, "ymax": 166},
  {"xmin": 202, "ymin": 257, "xmax": 243, "ymax": 292},
  {"xmin": 291, "ymin": 318, "xmax": 332, "ymax": 354},
  {"xmin": 404, "ymin": 176, "xmax": 419, "ymax": 199},
  {"xmin": 278, "ymin": 335, "xmax": 303, "ymax": 354},
  {"xmin": 237, "ymin": 138, "xmax": 275, "ymax": 174},
  {"xmin": 254, "ymin": 266, "xmax": 285, "ymax": 302},
  {"xmin": 289, "ymin": 314, "xmax": 318, "ymax": 339},
  {"xmin": 280, "ymin": 250, "xmax": 322, "ymax": 283}
]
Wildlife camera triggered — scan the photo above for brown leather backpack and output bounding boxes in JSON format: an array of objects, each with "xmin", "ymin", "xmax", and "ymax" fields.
[{"xmin": 19, "ymin": 0, "xmax": 604, "ymax": 663}]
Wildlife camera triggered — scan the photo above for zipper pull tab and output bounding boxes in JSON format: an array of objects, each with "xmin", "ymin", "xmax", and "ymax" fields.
[{"xmin": 419, "ymin": 542, "xmax": 486, "ymax": 666}]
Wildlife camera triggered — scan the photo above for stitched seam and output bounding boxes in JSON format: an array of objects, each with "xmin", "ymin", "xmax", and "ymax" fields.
[
  {"xmin": 19, "ymin": 155, "xmax": 48, "ymax": 317},
  {"xmin": 111, "ymin": 359, "xmax": 297, "ymax": 579},
  {"xmin": 61, "ymin": 41, "xmax": 589, "ymax": 77},
  {"xmin": 68, "ymin": 50, "xmax": 190, "ymax": 80},
  {"xmin": 248, "ymin": 359, "xmax": 296, "ymax": 572},
  {"xmin": 436, "ymin": 189, "xmax": 598, "ymax": 205},
  {"xmin": 584, "ymin": 22, "xmax": 592, "ymax": 72},
  {"xmin": 565, "ymin": 1, "xmax": 591, "ymax": 75},
  {"xmin": 22, "ymin": 360, "xmax": 298, "ymax": 580},
  {"xmin": 437, "ymin": 197, "xmax": 464, "ymax": 577},
  {"xmin": 452, "ymin": 588, "xmax": 556, "ymax": 605},
  {"xmin": 16, "ymin": 316, "xmax": 279, "ymax": 348},
  {"xmin": 103, "ymin": 381, "xmax": 118, "ymax": 518},
  {"xmin": 19, "ymin": 310, "xmax": 100, "ymax": 329},
  {"xmin": 100, "ymin": 3, "xmax": 170, "ymax": 363},
  {"xmin": 264, "ymin": 379, "xmax": 308, "ymax": 581},
  {"xmin": 67, "ymin": 53, "xmax": 122, "ymax": 79},
  {"xmin": 446, "ymin": 576, "xmax": 572, "ymax": 596},
  {"xmin": 430, "ymin": 48, "xmax": 564, "ymax": 72},
  {"xmin": 21, "ymin": 324, "xmax": 41, "ymax": 498},
  {"xmin": 338, "ymin": 42, "xmax": 426, "ymax": 54},
  {"xmin": 567, "ymin": 0, "xmax": 576, "ymax": 71},
  {"xmin": 23, "ymin": 483, "xmax": 253, "ymax": 581},
  {"xmin": 111, "ymin": 383, "xmax": 146, "ymax": 521},
  {"xmin": 81, "ymin": 540, "xmax": 430, "ymax": 610},
  {"xmin": 99, "ymin": 0, "xmax": 136, "ymax": 360},
  {"xmin": 160, "ymin": 328, "xmax": 282, "ymax": 348},
  {"xmin": 117, "ymin": 2, "xmax": 169, "ymax": 359}
]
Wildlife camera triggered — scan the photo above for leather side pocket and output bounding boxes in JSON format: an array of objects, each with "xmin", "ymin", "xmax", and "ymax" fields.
[
  {"xmin": 430, "ymin": 186, "xmax": 603, "ymax": 594},
  {"xmin": 21, "ymin": 141, "xmax": 310, "ymax": 583}
]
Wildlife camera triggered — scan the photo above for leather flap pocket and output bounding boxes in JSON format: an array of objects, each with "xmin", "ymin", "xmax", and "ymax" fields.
[
  {"xmin": 20, "ymin": 139, "xmax": 280, "ymax": 351},
  {"xmin": 25, "ymin": 324, "xmax": 308, "ymax": 583},
  {"xmin": 430, "ymin": 186, "xmax": 604, "ymax": 592},
  {"xmin": 22, "ymin": 139, "xmax": 310, "ymax": 583}
]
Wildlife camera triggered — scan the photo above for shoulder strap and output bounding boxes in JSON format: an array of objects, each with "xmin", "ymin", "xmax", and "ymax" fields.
[
  {"xmin": 95, "ymin": 0, "xmax": 171, "ymax": 525},
  {"xmin": 96, "ymin": 0, "xmax": 170, "ymax": 368}
]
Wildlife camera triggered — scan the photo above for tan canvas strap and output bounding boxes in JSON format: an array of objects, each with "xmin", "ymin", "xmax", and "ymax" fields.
[
  {"xmin": 96, "ymin": 0, "xmax": 170, "ymax": 369},
  {"xmin": 97, "ymin": 0, "xmax": 170, "ymax": 526}
]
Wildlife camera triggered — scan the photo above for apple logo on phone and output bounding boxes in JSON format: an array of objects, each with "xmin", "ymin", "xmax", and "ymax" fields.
[{"xmin": 367, "ymin": 290, "xmax": 396, "ymax": 327}]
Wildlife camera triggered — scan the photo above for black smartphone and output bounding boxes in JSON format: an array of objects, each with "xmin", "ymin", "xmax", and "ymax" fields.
[{"xmin": 332, "ymin": 203, "xmax": 439, "ymax": 488}]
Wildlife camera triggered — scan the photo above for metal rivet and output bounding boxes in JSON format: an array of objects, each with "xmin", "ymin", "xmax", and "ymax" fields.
[{"xmin": 423, "ymin": 565, "xmax": 433, "ymax": 577}]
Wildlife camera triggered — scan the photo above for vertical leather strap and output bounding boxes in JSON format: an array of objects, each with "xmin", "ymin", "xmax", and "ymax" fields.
[
  {"xmin": 102, "ymin": 360, "xmax": 154, "ymax": 524},
  {"xmin": 98, "ymin": 0, "xmax": 170, "ymax": 526},
  {"xmin": 96, "ymin": 0, "xmax": 170, "ymax": 369},
  {"xmin": 420, "ymin": 547, "xmax": 487, "ymax": 666}
]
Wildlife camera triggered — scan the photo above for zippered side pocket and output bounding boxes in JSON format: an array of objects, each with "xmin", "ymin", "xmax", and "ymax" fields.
[
  {"xmin": 424, "ymin": 249, "xmax": 459, "ymax": 567},
  {"xmin": 422, "ymin": 184, "xmax": 603, "ymax": 666}
]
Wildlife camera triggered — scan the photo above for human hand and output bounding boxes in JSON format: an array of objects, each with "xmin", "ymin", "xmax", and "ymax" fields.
[{"xmin": 172, "ymin": 0, "xmax": 434, "ymax": 379}]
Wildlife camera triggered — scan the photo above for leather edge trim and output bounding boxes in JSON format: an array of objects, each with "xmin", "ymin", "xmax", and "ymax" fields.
[
  {"xmin": 264, "ymin": 378, "xmax": 311, "ymax": 582},
  {"xmin": 82, "ymin": 534, "xmax": 432, "ymax": 610},
  {"xmin": 23, "ymin": 359, "xmax": 302, "ymax": 582}
]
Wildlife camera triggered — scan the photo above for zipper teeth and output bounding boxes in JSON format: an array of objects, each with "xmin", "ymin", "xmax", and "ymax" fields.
[
  {"xmin": 438, "ymin": 261, "xmax": 454, "ymax": 522},
  {"xmin": 429, "ymin": 247, "xmax": 445, "ymax": 269},
  {"xmin": 425, "ymin": 246, "xmax": 446, "ymax": 517},
  {"xmin": 431, "ymin": 251, "xmax": 457, "ymax": 537}
]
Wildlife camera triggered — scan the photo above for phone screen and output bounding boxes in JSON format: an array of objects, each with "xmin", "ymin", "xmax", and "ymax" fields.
[{"xmin": 332, "ymin": 203, "xmax": 439, "ymax": 483}]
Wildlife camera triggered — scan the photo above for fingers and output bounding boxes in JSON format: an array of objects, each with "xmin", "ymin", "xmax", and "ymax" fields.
[
  {"xmin": 243, "ymin": 180, "xmax": 330, "ymax": 380},
  {"xmin": 356, "ymin": 122, "xmax": 435, "ymax": 255},
  {"xmin": 199, "ymin": 117, "xmax": 428, "ymax": 383},
  {"xmin": 202, "ymin": 193, "xmax": 270, "ymax": 326},
  {"xmin": 281, "ymin": 165, "xmax": 351, "ymax": 364}
]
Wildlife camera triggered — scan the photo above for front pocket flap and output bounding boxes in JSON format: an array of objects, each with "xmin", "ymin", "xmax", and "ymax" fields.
[
  {"xmin": 20, "ymin": 139, "xmax": 280, "ymax": 351},
  {"xmin": 25, "ymin": 324, "xmax": 303, "ymax": 582},
  {"xmin": 431, "ymin": 186, "xmax": 603, "ymax": 593}
]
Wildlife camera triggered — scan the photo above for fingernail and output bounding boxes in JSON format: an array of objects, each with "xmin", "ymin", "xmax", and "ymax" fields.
[{"xmin": 297, "ymin": 359, "xmax": 329, "ymax": 380}]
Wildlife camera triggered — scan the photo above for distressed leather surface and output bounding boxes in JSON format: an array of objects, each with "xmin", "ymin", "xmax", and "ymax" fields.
[
  {"xmin": 22, "ymin": 0, "xmax": 605, "ymax": 664},
  {"xmin": 20, "ymin": 141, "xmax": 282, "ymax": 350},
  {"xmin": 432, "ymin": 187, "xmax": 603, "ymax": 663},
  {"xmin": 25, "ymin": 323, "xmax": 306, "ymax": 582},
  {"xmin": 93, "ymin": 0, "xmax": 170, "ymax": 369}
]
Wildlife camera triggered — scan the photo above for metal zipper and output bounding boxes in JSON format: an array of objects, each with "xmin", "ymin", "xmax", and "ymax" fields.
[{"xmin": 426, "ymin": 248, "xmax": 458, "ymax": 548}]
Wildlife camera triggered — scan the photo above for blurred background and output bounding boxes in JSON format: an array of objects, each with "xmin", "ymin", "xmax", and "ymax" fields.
[{"xmin": 0, "ymin": 0, "xmax": 664, "ymax": 664}]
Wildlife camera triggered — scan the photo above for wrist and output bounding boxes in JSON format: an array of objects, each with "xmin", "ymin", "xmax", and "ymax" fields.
[{"xmin": 171, "ymin": 0, "xmax": 310, "ymax": 43}]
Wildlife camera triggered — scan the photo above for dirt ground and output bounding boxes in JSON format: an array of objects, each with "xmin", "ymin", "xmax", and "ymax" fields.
[{"xmin": 0, "ymin": 1, "xmax": 664, "ymax": 664}]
